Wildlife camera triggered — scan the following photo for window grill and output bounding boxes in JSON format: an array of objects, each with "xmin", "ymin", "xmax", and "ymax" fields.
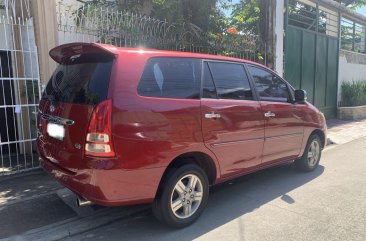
[
  {"xmin": 287, "ymin": 0, "xmax": 339, "ymax": 38},
  {"xmin": 341, "ymin": 17, "xmax": 366, "ymax": 53}
]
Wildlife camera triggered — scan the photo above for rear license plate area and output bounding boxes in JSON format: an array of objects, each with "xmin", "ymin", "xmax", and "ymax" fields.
[{"xmin": 47, "ymin": 123, "xmax": 65, "ymax": 141}]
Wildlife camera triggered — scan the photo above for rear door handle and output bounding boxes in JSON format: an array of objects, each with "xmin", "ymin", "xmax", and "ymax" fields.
[
  {"xmin": 205, "ymin": 113, "xmax": 221, "ymax": 119},
  {"xmin": 264, "ymin": 111, "xmax": 276, "ymax": 118}
]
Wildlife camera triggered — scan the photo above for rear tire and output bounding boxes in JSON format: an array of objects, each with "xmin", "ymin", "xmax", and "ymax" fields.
[
  {"xmin": 152, "ymin": 164, "xmax": 209, "ymax": 228},
  {"xmin": 295, "ymin": 134, "xmax": 322, "ymax": 172}
]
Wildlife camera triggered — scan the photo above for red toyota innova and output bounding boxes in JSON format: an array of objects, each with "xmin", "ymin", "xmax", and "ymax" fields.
[{"xmin": 37, "ymin": 42, "xmax": 327, "ymax": 228}]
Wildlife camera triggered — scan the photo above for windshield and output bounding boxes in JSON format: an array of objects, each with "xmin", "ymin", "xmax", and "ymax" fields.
[{"xmin": 43, "ymin": 53, "xmax": 114, "ymax": 105}]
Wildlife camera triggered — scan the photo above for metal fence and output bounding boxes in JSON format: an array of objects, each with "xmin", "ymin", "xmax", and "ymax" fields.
[
  {"xmin": 57, "ymin": 3, "xmax": 264, "ymax": 63},
  {"xmin": 0, "ymin": 0, "xmax": 40, "ymax": 175}
]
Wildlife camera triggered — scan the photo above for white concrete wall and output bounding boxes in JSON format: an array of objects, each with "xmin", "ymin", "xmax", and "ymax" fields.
[
  {"xmin": 338, "ymin": 49, "xmax": 366, "ymax": 101},
  {"xmin": 56, "ymin": 0, "xmax": 100, "ymax": 45},
  {"xmin": 339, "ymin": 53, "xmax": 366, "ymax": 82}
]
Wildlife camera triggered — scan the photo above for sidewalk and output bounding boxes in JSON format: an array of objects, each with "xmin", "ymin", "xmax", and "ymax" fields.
[
  {"xmin": 326, "ymin": 118, "xmax": 366, "ymax": 145},
  {"xmin": 0, "ymin": 170, "xmax": 148, "ymax": 241},
  {"xmin": 0, "ymin": 170, "xmax": 72, "ymax": 238},
  {"xmin": 1, "ymin": 118, "xmax": 366, "ymax": 241}
]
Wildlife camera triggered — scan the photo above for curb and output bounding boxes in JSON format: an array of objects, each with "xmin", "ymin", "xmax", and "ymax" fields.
[{"xmin": 2, "ymin": 205, "xmax": 150, "ymax": 241}]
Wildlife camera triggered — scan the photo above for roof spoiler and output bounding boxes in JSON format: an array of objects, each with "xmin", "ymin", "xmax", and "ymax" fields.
[{"xmin": 49, "ymin": 42, "xmax": 117, "ymax": 64}]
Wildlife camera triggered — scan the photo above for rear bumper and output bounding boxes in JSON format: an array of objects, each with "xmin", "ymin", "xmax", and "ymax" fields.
[{"xmin": 40, "ymin": 157, "xmax": 164, "ymax": 206}]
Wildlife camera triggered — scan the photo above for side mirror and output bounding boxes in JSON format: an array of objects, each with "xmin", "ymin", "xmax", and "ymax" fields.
[{"xmin": 294, "ymin": 89, "xmax": 307, "ymax": 103}]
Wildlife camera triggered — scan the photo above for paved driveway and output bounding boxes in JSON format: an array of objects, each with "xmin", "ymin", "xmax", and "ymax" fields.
[{"xmin": 65, "ymin": 137, "xmax": 366, "ymax": 241}]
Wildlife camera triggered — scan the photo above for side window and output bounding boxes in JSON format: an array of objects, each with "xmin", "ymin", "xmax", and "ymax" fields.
[
  {"xmin": 208, "ymin": 62, "xmax": 253, "ymax": 100},
  {"xmin": 137, "ymin": 58, "xmax": 201, "ymax": 99},
  {"xmin": 248, "ymin": 65, "xmax": 290, "ymax": 102},
  {"xmin": 202, "ymin": 62, "xmax": 217, "ymax": 98}
]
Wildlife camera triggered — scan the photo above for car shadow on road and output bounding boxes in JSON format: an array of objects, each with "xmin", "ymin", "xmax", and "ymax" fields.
[{"xmin": 74, "ymin": 163, "xmax": 325, "ymax": 241}]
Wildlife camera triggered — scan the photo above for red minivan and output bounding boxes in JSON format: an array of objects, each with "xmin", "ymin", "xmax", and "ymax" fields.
[{"xmin": 37, "ymin": 42, "xmax": 327, "ymax": 228}]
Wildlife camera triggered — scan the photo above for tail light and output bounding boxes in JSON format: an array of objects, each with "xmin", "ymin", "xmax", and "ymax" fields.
[{"xmin": 85, "ymin": 99, "xmax": 115, "ymax": 157}]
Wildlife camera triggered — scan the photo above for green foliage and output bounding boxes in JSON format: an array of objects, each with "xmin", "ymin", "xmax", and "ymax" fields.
[
  {"xmin": 228, "ymin": 0, "xmax": 261, "ymax": 34},
  {"xmin": 75, "ymin": 0, "xmax": 226, "ymax": 43},
  {"xmin": 112, "ymin": 0, "xmax": 224, "ymax": 34},
  {"xmin": 336, "ymin": 0, "xmax": 366, "ymax": 9},
  {"xmin": 149, "ymin": 0, "xmax": 222, "ymax": 33},
  {"xmin": 341, "ymin": 80, "xmax": 366, "ymax": 107},
  {"xmin": 71, "ymin": 0, "xmax": 263, "ymax": 62}
]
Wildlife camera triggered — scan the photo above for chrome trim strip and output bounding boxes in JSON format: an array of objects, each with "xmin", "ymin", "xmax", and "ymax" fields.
[
  {"xmin": 40, "ymin": 113, "xmax": 75, "ymax": 126},
  {"xmin": 265, "ymin": 132, "xmax": 303, "ymax": 140},
  {"xmin": 211, "ymin": 137, "xmax": 264, "ymax": 147}
]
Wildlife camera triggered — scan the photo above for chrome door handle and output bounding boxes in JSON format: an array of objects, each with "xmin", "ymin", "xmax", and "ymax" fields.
[
  {"xmin": 205, "ymin": 113, "xmax": 221, "ymax": 119},
  {"xmin": 264, "ymin": 111, "xmax": 276, "ymax": 117}
]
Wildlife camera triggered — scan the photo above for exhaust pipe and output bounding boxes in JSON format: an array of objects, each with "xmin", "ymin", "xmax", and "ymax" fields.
[{"xmin": 76, "ymin": 197, "xmax": 92, "ymax": 207}]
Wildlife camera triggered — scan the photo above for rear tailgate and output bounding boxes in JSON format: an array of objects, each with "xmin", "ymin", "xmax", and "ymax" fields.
[{"xmin": 37, "ymin": 43, "xmax": 116, "ymax": 172}]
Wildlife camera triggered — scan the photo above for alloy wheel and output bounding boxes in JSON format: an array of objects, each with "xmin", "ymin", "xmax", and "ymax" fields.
[
  {"xmin": 170, "ymin": 174, "xmax": 203, "ymax": 219},
  {"xmin": 307, "ymin": 139, "xmax": 320, "ymax": 167}
]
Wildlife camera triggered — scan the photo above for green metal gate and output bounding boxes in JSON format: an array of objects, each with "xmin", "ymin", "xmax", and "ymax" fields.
[{"xmin": 284, "ymin": 0, "xmax": 339, "ymax": 118}]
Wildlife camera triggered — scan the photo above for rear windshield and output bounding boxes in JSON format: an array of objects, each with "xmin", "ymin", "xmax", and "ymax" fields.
[{"xmin": 43, "ymin": 53, "xmax": 114, "ymax": 105}]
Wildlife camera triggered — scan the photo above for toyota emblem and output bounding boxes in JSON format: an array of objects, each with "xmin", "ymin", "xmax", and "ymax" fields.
[{"xmin": 50, "ymin": 105, "xmax": 55, "ymax": 112}]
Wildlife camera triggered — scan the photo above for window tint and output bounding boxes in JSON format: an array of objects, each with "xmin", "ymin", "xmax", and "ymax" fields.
[
  {"xmin": 208, "ymin": 62, "xmax": 253, "ymax": 100},
  {"xmin": 137, "ymin": 58, "xmax": 201, "ymax": 99},
  {"xmin": 202, "ymin": 62, "xmax": 217, "ymax": 98},
  {"xmin": 248, "ymin": 65, "xmax": 290, "ymax": 102},
  {"xmin": 43, "ymin": 53, "xmax": 114, "ymax": 105}
]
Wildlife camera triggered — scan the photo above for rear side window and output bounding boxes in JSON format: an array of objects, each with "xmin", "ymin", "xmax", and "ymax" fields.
[
  {"xmin": 137, "ymin": 58, "xmax": 201, "ymax": 99},
  {"xmin": 44, "ymin": 53, "xmax": 114, "ymax": 105},
  {"xmin": 208, "ymin": 62, "xmax": 253, "ymax": 100}
]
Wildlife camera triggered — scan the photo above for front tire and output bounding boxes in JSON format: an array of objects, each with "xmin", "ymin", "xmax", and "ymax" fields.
[
  {"xmin": 152, "ymin": 164, "xmax": 209, "ymax": 228},
  {"xmin": 295, "ymin": 134, "xmax": 322, "ymax": 172}
]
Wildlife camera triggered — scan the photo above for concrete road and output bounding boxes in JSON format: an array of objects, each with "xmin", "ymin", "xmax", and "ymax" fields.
[{"xmin": 64, "ymin": 137, "xmax": 366, "ymax": 241}]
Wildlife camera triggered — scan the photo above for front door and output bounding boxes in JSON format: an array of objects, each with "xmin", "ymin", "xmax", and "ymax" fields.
[
  {"xmin": 201, "ymin": 61, "xmax": 264, "ymax": 179},
  {"xmin": 247, "ymin": 65, "xmax": 304, "ymax": 165}
]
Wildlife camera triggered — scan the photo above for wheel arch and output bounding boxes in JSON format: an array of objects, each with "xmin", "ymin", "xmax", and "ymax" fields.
[
  {"xmin": 311, "ymin": 129, "xmax": 326, "ymax": 149},
  {"xmin": 298, "ymin": 127, "xmax": 326, "ymax": 158},
  {"xmin": 154, "ymin": 151, "xmax": 219, "ymax": 199}
]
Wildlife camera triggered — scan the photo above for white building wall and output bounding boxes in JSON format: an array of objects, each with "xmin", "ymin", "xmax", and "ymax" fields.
[
  {"xmin": 21, "ymin": 19, "xmax": 38, "ymax": 79},
  {"xmin": 0, "ymin": 10, "xmax": 38, "ymax": 80},
  {"xmin": 0, "ymin": 9, "xmax": 13, "ymax": 50}
]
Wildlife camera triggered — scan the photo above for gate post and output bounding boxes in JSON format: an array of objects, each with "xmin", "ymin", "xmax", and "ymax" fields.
[
  {"xmin": 274, "ymin": 0, "xmax": 285, "ymax": 77},
  {"xmin": 29, "ymin": 0, "xmax": 58, "ymax": 87}
]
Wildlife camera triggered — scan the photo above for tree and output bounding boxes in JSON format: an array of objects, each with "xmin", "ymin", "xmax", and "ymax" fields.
[
  {"xmin": 72, "ymin": 0, "xmax": 231, "ymax": 48},
  {"xmin": 69, "ymin": 0, "xmax": 262, "ymax": 61},
  {"xmin": 146, "ymin": 0, "xmax": 217, "ymax": 32},
  {"xmin": 229, "ymin": 0, "xmax": 261, "ymax": 34},
  {"xmin": 76, "ymin": 0, "xmax": 224, "ymax": 35}
]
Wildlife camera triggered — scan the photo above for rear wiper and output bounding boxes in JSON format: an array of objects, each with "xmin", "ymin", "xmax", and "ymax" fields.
[{"xmin": 42, "ymin": 93, "xmax": 59, "ymax": 105}]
